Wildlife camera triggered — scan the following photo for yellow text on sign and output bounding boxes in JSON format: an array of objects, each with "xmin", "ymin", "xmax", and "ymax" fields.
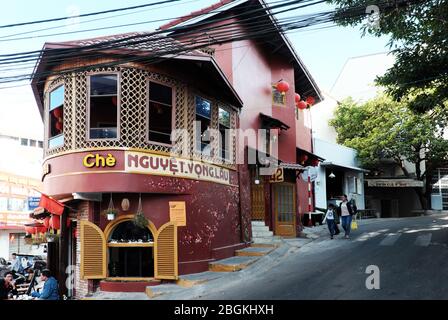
[
  {"xmin": 83, "ymin": 154, "xmax": 116, "ymax": 168},
  {"xmin": 169, "ymin": 201, "xmax": 186, "ymax": 227},
  {"xmin": 269, "ymin": 168, "xmax": 284, "ymax": 183}
]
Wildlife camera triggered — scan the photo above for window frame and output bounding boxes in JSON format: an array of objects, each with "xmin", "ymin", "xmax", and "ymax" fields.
[
  {"xmin": 47, "ymin": 84, "xmax": 65, "ymax": 150},
  {"xmin": 272, "ymin": 85, "xmax": 286, "ymax": 106},
  {"xmin": 218, "ymin": 105, "xmax": 232, "ymax": 162},
  {"xmin": 146, "ymin": 79, "xmax": 176, "ymax": 147},
  {"xmin": 86, "ymin": 72, "xmax": 121, "ymax": 142},
  {"xmin": 194, "ymin": 95, "xmax": 213, "ymax": 155}
]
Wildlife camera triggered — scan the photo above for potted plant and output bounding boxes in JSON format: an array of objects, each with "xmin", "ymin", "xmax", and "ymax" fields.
[
  {"xmin": 102, "ymin": 194, "xmax": 118, "ymax": 221},
  {"xmin": 133, "ymin": 194, "xmax": 149, "ymax": 228}
]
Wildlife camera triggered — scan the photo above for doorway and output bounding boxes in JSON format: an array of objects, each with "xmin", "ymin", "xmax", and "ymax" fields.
[{"xmin": 273, "ymin": 183, "xmax": 296, "ymax": 237}]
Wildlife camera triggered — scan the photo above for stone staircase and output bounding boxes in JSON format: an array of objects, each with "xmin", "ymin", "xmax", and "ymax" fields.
[
  {"xmin": 145, "ymin": 221, "xmax": 282, "ymax": 298},
  {"xmin": 251, "ymin": 221, "xmax": 283, "ymax": 244}
]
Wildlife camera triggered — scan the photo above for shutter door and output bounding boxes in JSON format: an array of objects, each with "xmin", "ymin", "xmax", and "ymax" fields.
[
  {"xmin": 154, "ymin": 222, "xmax": 178, "ymax": 280},
  {"xmin": 80, "ymin": 221, "xmax": 106, "ymax": 279}
]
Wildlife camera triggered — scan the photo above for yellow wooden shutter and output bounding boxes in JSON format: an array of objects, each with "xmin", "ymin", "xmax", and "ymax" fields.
[
  {"xmin": 154, "ymin": 222, "xmax": 178, "ymax": 280},
  {"xmin": 80, "ymin": 221, "xmax": 106, "ymax": 279}
]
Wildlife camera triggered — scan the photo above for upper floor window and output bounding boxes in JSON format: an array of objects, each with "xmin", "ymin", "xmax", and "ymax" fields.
[
  {"xmin": 272, "ymin": 86, "xmax": 286, "ymax": 105},
  {"xmin": 148, "ymin": 82, "xmax": 173, "ymax": 145},
  {"xmin": 195, "ymin": 96, "xmax": 212, "ymax": 154},
  {"xmin": 218, "ymin": 107, "xmax": 230, "ymax": 160},
  {"xmin": 89, "ymin": 74, "xmax": 118, "ymax": 139},
  {"xmin": 49, "ymin": 85, "xmax": 64, "ymax": 149}
]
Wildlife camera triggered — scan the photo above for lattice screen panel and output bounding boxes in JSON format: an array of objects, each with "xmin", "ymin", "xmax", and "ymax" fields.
[{"xmin": 43, "ymin": 65, "xmax": 235, "ymax": 170}]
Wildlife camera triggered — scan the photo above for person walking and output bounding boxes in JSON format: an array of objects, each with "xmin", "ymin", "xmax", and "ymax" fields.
[
  {"xmin": 323, "ymin": 203, "xmax": 337, "ymax": 239},
  {"xmin": 338, "ymin": 194, "xmax": 357, "ymax": 239}
]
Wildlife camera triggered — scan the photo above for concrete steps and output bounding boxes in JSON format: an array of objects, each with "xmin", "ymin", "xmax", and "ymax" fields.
[
  {"xmin": 235, "ymin": 246, "xmax": 275, "ymax": 257},
  {"xmin": 251, "ymin": 221, "xmax": 284, "ymax": 245},
  {"xmin": 209, "ymin": 256, "xmax": 259, "ymax": 272}
]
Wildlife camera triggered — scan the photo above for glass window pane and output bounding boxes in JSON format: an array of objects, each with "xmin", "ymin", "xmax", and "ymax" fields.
[
  {"xmin": 20, "ymin": 138, "xmax": 28, "ymax": 146},
  {"xmin": 219, "ymin": 108, "xmax": 230, "ymax": 127},
  {"xmin": 48, "ymin": 135, "xmax": 64, "ymax": 149},
  {"xmin": 149, "ymin": 82, "xmax": 172, "ymax": 105},
  {"xmin": 89, "ymin": 96, "xmax": 118, "ymax": 139},
  {"xmin": 90, "ymin": 74, "xmax": 117, "ymax": 95},
  {"xmin": 49, "ymin": 86, "xmax": 64, "ymax": 111},
  {"xmin": 196, "ymin": 96, "xmax": 211, "ymax": 119},
  {"xmin": 148, "ymin": 101, "xmax": 172, "ymax": 144}
]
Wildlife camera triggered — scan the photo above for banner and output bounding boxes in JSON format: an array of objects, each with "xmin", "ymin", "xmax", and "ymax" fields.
[{"xmin": 125, "ymin": 151, "xmax": 230, "ymax": 185}]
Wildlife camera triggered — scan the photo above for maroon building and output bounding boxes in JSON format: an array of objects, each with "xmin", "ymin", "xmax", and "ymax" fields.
[{"xmin": 31, "ymin": 0, "xmax": 321, "ymax": 298}]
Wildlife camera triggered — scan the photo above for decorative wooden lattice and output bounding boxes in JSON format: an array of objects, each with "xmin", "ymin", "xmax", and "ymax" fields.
[{"xmin": 43, "ymin": 65, "xmax": 236, "ymax": 169}]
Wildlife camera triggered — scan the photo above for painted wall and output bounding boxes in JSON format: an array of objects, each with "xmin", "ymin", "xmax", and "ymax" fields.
[{"xmin": 313, "ymin": 138, "xmax": 365, "ymax": 210}]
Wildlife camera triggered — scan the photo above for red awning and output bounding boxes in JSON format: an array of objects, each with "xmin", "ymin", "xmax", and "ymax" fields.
[{"xmin": 38, "ymin": 194, "xmax": 65, "ymax": 216}]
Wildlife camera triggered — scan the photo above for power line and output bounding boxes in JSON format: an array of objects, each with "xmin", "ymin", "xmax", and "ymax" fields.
[
  {"xmin": 0, "ymin": 0, "xmax": 183, "ymax": 29},
  {"xmin": 0, "ymin": 0, "xmax": 416, "ymax": 86}
]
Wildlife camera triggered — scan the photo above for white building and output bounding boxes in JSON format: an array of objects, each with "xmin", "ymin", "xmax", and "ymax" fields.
[{"xmin": 0, "ymin": 91, "xmax": 45, "ymax": 259}]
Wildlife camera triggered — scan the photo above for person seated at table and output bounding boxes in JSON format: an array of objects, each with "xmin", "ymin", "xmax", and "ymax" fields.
[
  {"xmin": 0, "ymin": 272, "xmax": 18, "ymax": 300},
  {"xmin": 31, "ymin": 269, "xmax": 59, "ymax": 300}
]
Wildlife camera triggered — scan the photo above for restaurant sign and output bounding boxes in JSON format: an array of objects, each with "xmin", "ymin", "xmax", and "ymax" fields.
[
  {"xmin": 125, "ymin": 151, "xmax": 230, "ymax": 185},
  {"xmin": 366, "ymin": 179, "xmax": 424, "ymax": 188}
]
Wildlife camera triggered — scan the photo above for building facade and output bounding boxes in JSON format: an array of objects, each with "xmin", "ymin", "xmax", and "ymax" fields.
[{"xmin": 31, "ymin": 0, "xmax": 322, "ymax": 298}]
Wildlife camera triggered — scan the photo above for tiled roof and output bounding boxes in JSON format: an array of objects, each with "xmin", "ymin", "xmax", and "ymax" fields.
[
  {"xmin": 59, "ymin": 31, "xmax": 208, "ymax": 56},
  {"xmin": 159, "ymin": 0, "xmax": 234, "ymax": 30}
]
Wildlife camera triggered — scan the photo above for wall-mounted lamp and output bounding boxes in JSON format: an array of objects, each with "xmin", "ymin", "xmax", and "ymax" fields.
[{"xmin": 329, "ymin": 172, "xmax": 336, "ymax": 179}]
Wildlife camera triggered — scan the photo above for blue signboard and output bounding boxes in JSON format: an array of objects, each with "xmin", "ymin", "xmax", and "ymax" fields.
[{"xmin": 28, "ymin": 197, "xmax": 41, "ymax": 210}]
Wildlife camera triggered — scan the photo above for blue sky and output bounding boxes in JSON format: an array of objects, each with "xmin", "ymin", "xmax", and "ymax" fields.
[{"xmin": 0, "ymin": 0, "xmax": 392, "ymax": 137}]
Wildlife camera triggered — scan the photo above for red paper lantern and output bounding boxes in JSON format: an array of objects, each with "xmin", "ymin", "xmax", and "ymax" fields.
[
  {"xmin": 311, "ymin": 158, "xmax": 320, "ymax": 167},
  {"xmin": 276, "ymin": 80, "xmax": 290, "ymax": 94},
  {"xmin": 294, "ymin": 93, "xmax": 301, "ymax": 104},
  {"xmin": 36, "ymin": 226, "xmax": 47, "ymax": 234},
  {"xmin": 49, "ymin": 215, "xmax": 60, "ymax": 230},
  {"xmin": 43, "ymin": 217, "xmax": 50, "ymax": 228},
  {"xmin": 53, "ymin": 108, "xmax": 62, "ymax": 118},
  {"xmin": 297, "ymin": 101, "xmax": 307, "ymax": 110},
  {"xmin": 25, "ymin": 226, "xmax": 35, "ymax": 234},
  {"xmin": 55, "ymin": 121, "xmax": 63, "ymax": 132},
  {"xmin": 299, "ymin": 154, "xmax": 309, "ymax": 164},
  {"xmin": 306, "ymin": 96, "xmax": 316, "ymax": 106}
]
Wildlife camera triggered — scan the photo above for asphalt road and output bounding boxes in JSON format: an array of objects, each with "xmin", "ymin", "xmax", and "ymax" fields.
[{"xmin": 199, "ymin": 214, "xmax": 448, "ymax": 300}]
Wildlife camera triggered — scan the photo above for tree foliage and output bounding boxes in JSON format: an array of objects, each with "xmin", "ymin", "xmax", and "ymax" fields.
[
  {"xmin": 330, "ymin": 94, "xmax": 448, "ymax": 178},
  {"xmin": 328, "ymin": 0, "xmax": 448, "ymax": 113}
]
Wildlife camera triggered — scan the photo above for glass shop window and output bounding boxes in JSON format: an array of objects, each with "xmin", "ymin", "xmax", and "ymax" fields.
[
  {"xmin": 272, "ymin": 86, "xmax": 285, "ymax": 105},
  {"xmin": 109, "ymin": 221, "xmax": 153, "ymax": 243},
  {"xmin": 218, "ymin": 107, "xmax": 230, "ymax": 160},
  {"xmin": 195, "ymin": 96, "xmax": 212, "ymax": 154},
  {"xmin": 89, "ymin": 74, "xmax": 118, "ymax": 139},
  {"xmin": 148, "ymin": 82, "xmax": 173, "ymax": 144},
  {"xmin": 48, "ymin": 85, "xmax": 64, "ymax": 148}
]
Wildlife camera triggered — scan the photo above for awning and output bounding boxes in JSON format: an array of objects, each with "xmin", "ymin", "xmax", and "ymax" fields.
[
  {"xmin": 320, "ymin": 161, "xmax": 368, "ymax": 173},
  {"xmin": 279, "ymin": 162, "xmax": 305, "ymax": 171},
  {"xmin": 38, "ymin": 194, "xmax": 65, "ymax": 216},
  {"xmin": 296, "ymin": 148, "xmax": 325, "ymax": 161},
  {"xmin": 259, "ymin": 113, "xmax": 290, "ymax": 130},
  {"xmin": 366, "ymin": 179, "xmax": 423, "ymax": 188}
]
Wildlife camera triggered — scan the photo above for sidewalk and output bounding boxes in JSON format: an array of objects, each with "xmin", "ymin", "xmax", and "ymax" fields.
[{"xmin": 88, "ymin": 217, "xmax": 388, "ymax": 300}]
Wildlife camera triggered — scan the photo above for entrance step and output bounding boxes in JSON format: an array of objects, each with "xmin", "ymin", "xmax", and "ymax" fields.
[
  {"xmin": 209, "ymin": 256, "xmax": 258, "ymax": 272},
  {"xmin": 251, "ymin": 221, "xmax": 267, "ymax": 227},
  {"xmin": 100, "ymin": 279, "xmax": 160, "ymax": 292},
  {"xmin": 252, "ymin": 236, "xmax": 283, "ymax": 244},
  {"xmin": 176, "ymin": 271, "xmax": 228, "ymax": 288},
  {"xmin": 235, "ymin": 246, "xmax": 275, "ymax": 257},
  {"xmin": 146, "ymin": 283, "xmax": 185, "ymax": 298}
]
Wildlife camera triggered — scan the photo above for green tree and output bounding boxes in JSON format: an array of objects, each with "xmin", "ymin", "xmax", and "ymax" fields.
[
  {"xmin": 328, "ymin": 0, "xmax": 448, "ymax": 113},
  {"xmin": 330, "ymin": 94, "xmax": 448, "ymax": 209}
]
